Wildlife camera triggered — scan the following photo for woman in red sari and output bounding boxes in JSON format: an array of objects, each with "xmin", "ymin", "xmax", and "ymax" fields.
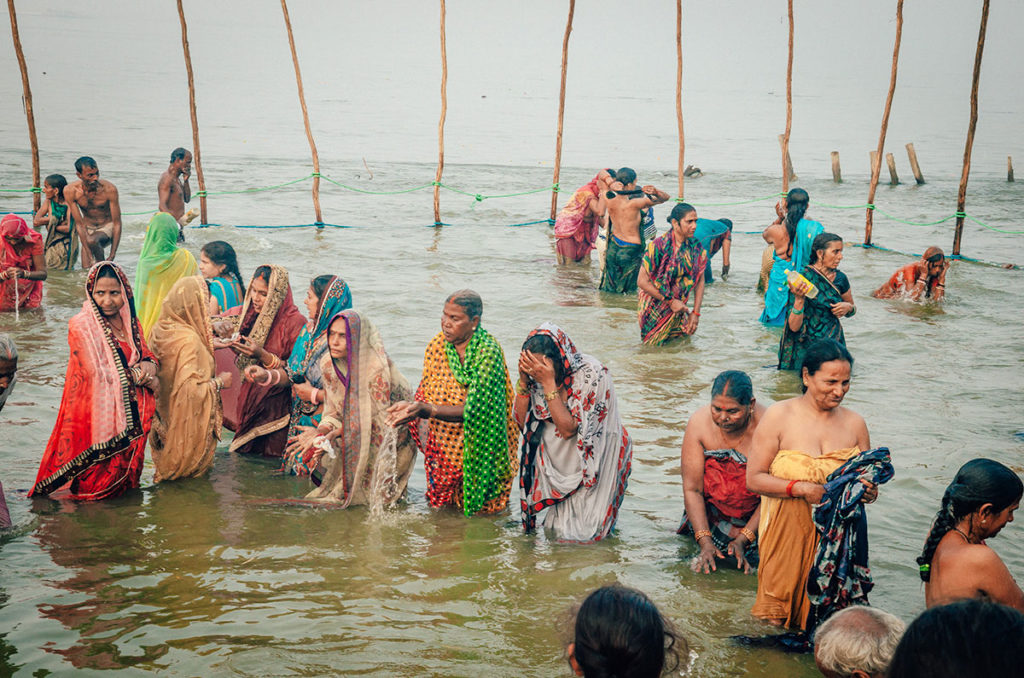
[
  {"xmin": 1, "ymin": 213, "xmax": 47, "ymax": 312},
  {"xmin": 30, "ymin": 262, "xmax": 158, "ymax": 501}
]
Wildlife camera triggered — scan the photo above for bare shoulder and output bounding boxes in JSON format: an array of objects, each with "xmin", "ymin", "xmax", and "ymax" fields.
[
  {"xmin": 101, "ymin": 179, "xmax": 119, "ymax": 194},
  {"xmin": 65, "ymin": 181, "xmax": 83, "ymax": 198},
  {"xmin": 686, "ymin": 405, "xmax": 714, "ymax": 434},
  {"xmin": 763, "ymin": 222, "xmax": 783, "ymax": 240}
]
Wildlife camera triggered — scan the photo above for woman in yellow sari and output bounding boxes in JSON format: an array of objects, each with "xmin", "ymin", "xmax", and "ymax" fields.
[
  {"xmin": 746, "ymin": 338, "xmax": 876, "ymax": 632},
  {"xmin": 149, "ymin": 276, "xmax": 232, "ymax": 482},
  {"xmin": 134, "ymin": 212, "xmax": 198, "ymax": 338}
]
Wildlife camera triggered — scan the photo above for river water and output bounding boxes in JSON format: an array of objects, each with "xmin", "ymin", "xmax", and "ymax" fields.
[{"xmin": 1, "ymin": 2, "xmax": 1023, "ymax": 676}]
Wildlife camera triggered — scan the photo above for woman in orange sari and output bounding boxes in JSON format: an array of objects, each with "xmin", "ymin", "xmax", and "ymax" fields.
[{"xmin": 30, "ymin": 263, "xmax": 158, "ymax": 501}]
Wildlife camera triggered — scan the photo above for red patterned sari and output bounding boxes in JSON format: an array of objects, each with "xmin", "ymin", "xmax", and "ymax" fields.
[{"xmin": 30, "ymin": 263, "xmax": 156, "ymax": 501}]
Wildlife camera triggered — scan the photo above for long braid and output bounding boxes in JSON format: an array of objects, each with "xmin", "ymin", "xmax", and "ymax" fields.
[{"xmin": 917, "ymin": 490, "xmax": 957, "ymax": 582}]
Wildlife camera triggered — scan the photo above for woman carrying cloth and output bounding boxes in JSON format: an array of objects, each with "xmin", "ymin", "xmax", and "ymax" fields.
[
  {"xmin": 388, "ymin": 290, "xmax": 519, "ymax": 515},
  {"xmin": 227, "ymin": 265, "xmax": 305, "ymax": 457},
  {"xmin": 747, "ymin": 339, "xmax": 877, "ymax": 632},
  {"xmin": 778, "ymin": 232, "xmax": 856, "ymax": 371},
  {"xmin": 149, "ymin": 276, "xmax": 233, "ymax": 482},
  {"xmin": 553, "ymin": 170, "xmax": 613, "ymax": 264},
  {"xmin": 33, "ymin": 174, "xmax": 79, "ymax": 271},
  {"xmin": 0, "ymin": 213, "xmax": 46, "ymax": 312},
  {"xmin": 30, "ymin": 263, "xmax": 158, "ymax": 501},
  {"xmin": 292, "ymin": 310, "xmax": 417, "ymax": 506},
  {"xmin": 134, "ymin": 212, "xmax": 198, "ymax": 338},
  {"xmin": 515, "ymin": 323, "xmax": 632, "ymax": 543},
  {"xmin": 760, "ymin": 188, "xmax": 823, "ymax": 327}
]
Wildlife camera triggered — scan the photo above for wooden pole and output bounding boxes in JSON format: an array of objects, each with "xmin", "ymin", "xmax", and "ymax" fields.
[
  {"xmin": 550, "ymin": 0, "xmax": 575, "ymax": 222},
  {"xmin": 831, "ymin": 151, "xmax": 842, "ymax": 183},
  {"xmin": 953, "ymin": 0, "xmax": 989, "ymax": 256},
  {"xmin": 675, "ymin": 0, "xmax": 685, "ymax": 199},
  {"xmin": 176, "ymin": 0, "xmax": 207, "ymax": 225},
  {"xmin": 433, "ymin": 0, "xmax": 447, "ymax": 226},
  {"xmin": 1009, "ymin": 156, "xmax": 1015, "ymax": 182},
  {"xmin": 280, "ymin": 0, "xmax": 322, "ymax": 225},
  {"xmin": 7, "ymin": 0, "xmax": 40, "ymax": 213},
  {"xmin": 778, "ymin": 135, "xmax": 795, "ymax": 182},
  {"xmin": 781, "ymin": 0, "xmax": 794, "ymax": 193},
  {"xmin": 886, "ymin": 152, "xmax": 899, "ymax": 185},
  {"xmin": 865, "ymin": 0, "xmax": 903, "ymax": 246},
  {"xmin": 906, "ymin": 142, "xmax": 925, "ymax": 184}
]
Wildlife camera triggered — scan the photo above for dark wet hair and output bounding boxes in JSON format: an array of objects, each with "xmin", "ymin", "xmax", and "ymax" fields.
[
  {"xmin": 809, "ymin": 232, "xmax": 843, "ymax": 265},
  {"xmin": 446, "ymin": 289, "xmax": 482, "ymax": 320},
  {"xmin": 887, "ymin": 599, "xmax": 1024, "ymax": 678},
  {"xmin": 916, "ymin": 459, "xmax": 1022, "ymax": 582},
  {"xmin": 74, "ymin": 156, "xmax": 97, "ymax": 173},
  {"xmin": 784, "ymin": 187, "xmax": 810, "ymax": 246},
  {"xmin": 310, "ymin": 274, "xmax": 335, "ymax": 310},
  {"xmin": 253, "ymin": 265, "xmax": 272, "ymax": 283},
  {"xmin": 711, "ymin": 370, "xmax": 754, "ymax": 406},
  {"xmin": 522, "ymin": 333, "xmax": 566, "ymax": 386},
  {"xmin": 95, "ymin": 265, "xmax": 120, "ymax": 281},
  {"xmin": 667, "ymin": 202, "xmax": 696, "ymax": 224},
  {"xmin": 170, "ymin": 147, "xmax": 189, "ymax": 163},
  {"xmin": 201, "ymin": 241, "xmax": 244, "ymax": 287},
  {"xmin": 715, "ymin": 218, "xmax": 733, "ymax": 229},
  {"xmin": 800, "ymin": 338, "xmax": 853, "ymax": 393},
  {"xmin": 615, "ymin": 167, "xmax": 637, "ymax": 186},
  {"xmin": 44, "ymin": 174, "xmax": 67, "ymax": 200},
  {"xmin": 571, "ymin": 585, "xmax": 685, "ymax": 678}
]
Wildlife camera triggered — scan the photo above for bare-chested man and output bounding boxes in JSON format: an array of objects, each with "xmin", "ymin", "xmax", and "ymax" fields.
[
  {"xmin": 158, "ymin": 147, "xmax": 193, "ymax": 242},
  {"xmin": 65, "ymin": 156, "xmax": 122, "ymax": 267},
  {"xmin": 599, "ymin": 167, "xmax": 669, "ymax": 294}
]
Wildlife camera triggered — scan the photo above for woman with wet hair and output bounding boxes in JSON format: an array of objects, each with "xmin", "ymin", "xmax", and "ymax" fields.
[
  {"xmin": 917, "ymin": 458, "xmax": 1023, "ymax": 611},
  {"xmin": 760, "ymin": 188, "xmax": 823, "ymax": 326}
]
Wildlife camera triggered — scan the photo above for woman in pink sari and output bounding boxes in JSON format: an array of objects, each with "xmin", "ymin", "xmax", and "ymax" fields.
[
  {"xmin": 554, "ymin": 171, "xmax": 613, "ymax": 264},
  {"xmin": 0, "ymin": 213, "xmax": 46, "ymax": 311}
]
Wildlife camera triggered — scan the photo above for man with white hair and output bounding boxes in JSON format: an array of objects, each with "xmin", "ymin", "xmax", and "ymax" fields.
[{"xmin": 814, "ymin": 606, "xmax": 905, "ymax": 678}]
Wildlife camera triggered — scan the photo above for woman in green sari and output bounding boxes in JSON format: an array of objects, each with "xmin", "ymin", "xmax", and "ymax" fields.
[{"xmin": 778, "ymin": 233, "xmax": 856, "ymax": 371}]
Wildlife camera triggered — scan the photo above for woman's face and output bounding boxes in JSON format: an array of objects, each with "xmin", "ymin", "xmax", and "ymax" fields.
[
  {"xmin": 982, "ymin": 501, "xmax": 1019, "ymax": 539},
  {"xmin": 671, "ymin": 210, "xmax": 698, "ymax": 240},
  {"xmin": 198, "ymin": 252, "xmax": 225, "ymax": 280},
  {"xmin": 249, "ymin": 276, "xmax": 270, "ymax": 314},
  {"xmin": 441, "ymin": 300, "xmax": 478, "ymax": 346},
  {"xmin": 802, "ymin": 359, "xmax": 851, "ymax": 411},
  {"xmin": 818, "ymin": 241, "xmax": 844, "ymax": 269},
  {"xmin": 42, "ymin": 182, "xmax": 57, "ymax": 200},
  {"xmin": 304, "ymin": 285, "xmax": 321, "ymax": 319},
  {"xmin": 710, "ymin": 394, "xmax": 753, "ymax": 434},
  {"xmin": 92, "ymin": 275, "xmax": 126, "ymax": 318},
  {"xmin": 327, "ymin": 318, "xmax": 348, "ymax": 360}
]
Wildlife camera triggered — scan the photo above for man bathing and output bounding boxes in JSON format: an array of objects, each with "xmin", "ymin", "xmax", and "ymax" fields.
[
  {"xmin": 65, "ymin": 156, "xmax": 122, "ymax": 266},
  {"xmin": 599, "ymin": 168, "xmax": 669, "ymax": 294},
  {"xmin": 158, "ymin": 147, "xmax": 194, "ymax": 242}
]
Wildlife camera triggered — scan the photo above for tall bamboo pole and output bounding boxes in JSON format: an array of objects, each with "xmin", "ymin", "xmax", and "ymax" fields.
[
  {"xmin": 176, "ymin": 0, "xmax": 208, "ymax": 225},
  {"xmin": 433, "ymin": 0, "xmax": 448, "ymax": 226},
  {"xmin": 280, "ymin": 0, "xmax": 322, "ymax": 225},
  {"xmin": 953, "ymin": 0, "xmax": 989, "ymax": 256},
  {"xmin": 864, "ymin": 0, "xmax": 903, "ymax": 246},
  {"xmin": 7, "ymin": 0, "xmax": 40, "ymax": 213},
  {"xmin": 675, "ymin": 0, "xmax": 685, "ymax": 199},
  {"xmin": 781, "ymin": 0, "xmax": 794, "ymax": 194},
  {"xmin": 549, "ymin": 0, "xmax": 575, "ymax": 222}
]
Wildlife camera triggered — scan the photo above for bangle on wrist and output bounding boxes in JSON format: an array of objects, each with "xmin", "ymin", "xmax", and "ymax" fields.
[
  {"xmin": 515, "ymin": 382, "xmax": 529, "ymax": 396},
  {"xmin": 786, "ymin": 479, "xmax": 799, "ymax": 498},
  {"xmin": 740, "ymin": 527, "xmax": 756, "ymax": 543},
  {"xmin": 544, "ymin": 389, "xmax": 560, "ymax": 402},
  {"xmin": 790, "ymin": 307, "xmax": 804, "ymax": 316},
  {"xmin": 692, "ymin": 310, "xmax": 700, "ymax": 317},
  {"xmin": 693, "ymin": 529, "xmax": 713, "ymax": 542}
]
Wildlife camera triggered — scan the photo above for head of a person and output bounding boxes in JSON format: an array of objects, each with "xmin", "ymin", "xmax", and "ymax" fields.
[
  {"xmin": 1, "ymin": 214, "xmax": 29, "ymax": 248},
  {"xmin": 715, "ymin": 217, "xmax": 733, "ymax": 231},
  {"xmin": 615, "ymin": 167, "xmax": 638, "ymax": 190},
  {"xmin": 784, "ymin": 187, "xmax": 810, "ymax": 239},
  {"xmin": 916, "ymin": 458, "xmax": 1022, "ymax": 581},
  {"xmin": 442, "ymin": 290, "xmax": 482, "ymax": 346},
  {"xmin": 0, "ymin": 334, "xmax": 17, "ymax": 393},
  {"xmin": 327, "ymin": 312, "xmax": 350, "ymax": 361},
  {"xmin": 810, "ymin": 232, "xmax": 844, "ymax": 269},
  {"xmin": 249, "ymin": 265, "xmax": 272, "ymax": 315},
  {"xmin": 887, "ymin": 599, "xmax": 1024, "ymax": 678},
  {"xmin": 709, "ymin": 370, "xmax": 756, "ymax": 434},
  {"xmin": 44, "ymin": 173, "xmax": 68, "ymax": 201},
  {"xmin": 800, "ymin": 339, "xmax": 854, "ymax": 410},
  {"xmin": 567, "ymin": 585, "xmax": 684, "ymax": 678},
  {"xmin": 922, "ymin": 246, "xmax": 945, "ymax": 277},
  {"xmin": 813, "ymin": 606, "xmax": 905, "ymax": 678},
  {"xmin": 522, "ymin": 332, "xmax": 566, "ymax": 386},
  {"xmin": 169, "ymin": 147, "xmax": 192, "ymax": 169},
  {"xmin": 75, "ymin": 156, "xmax": 100, "ymax": 188},
  {"xmin": 91, "ymin": 264, "xmax": 126, "ymax": 318},
  {"xmin": 667, "ymin": 203, "xmax": 698, "ymax": 240},
  {"xmin": 199, "ymin": 241, "xmax": 243, "ymax": 284},
  {"xmin": 305, "ymin": 274, "xmax": 335, "ymax": 319}
]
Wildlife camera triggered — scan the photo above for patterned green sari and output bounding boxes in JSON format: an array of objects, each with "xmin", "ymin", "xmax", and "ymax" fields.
[{"xmin": 777, "ymin": 266, "xmax": 848, "ymax": 371}]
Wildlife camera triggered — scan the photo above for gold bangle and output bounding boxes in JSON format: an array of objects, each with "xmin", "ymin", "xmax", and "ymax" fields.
[
  {"xmin": 515, "ymin": 382, "xmax": 529, "ymax": 396},
  {"xmin": 544, "ymin": 389, "xmax": 560, "ymax": 402},
  {"xmin": 740, "ymin": 527, "xmax": 756, "ymax": 543},
  {"xmin": 693, "ymin": 529, "xmax": 713, "ymax": 542}
]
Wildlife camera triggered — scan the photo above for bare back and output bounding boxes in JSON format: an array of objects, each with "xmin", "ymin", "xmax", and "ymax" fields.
[
  {"xmin": 763, "ymin": 222, "xmax": 792, "ymax": 259},
  {"xmin": 926, "ymin": 534, "xmax": 1024, "ymax": 611},
  {"xmin": 606, "ymin": 195, "xmax": 652, "ymax": 244}
]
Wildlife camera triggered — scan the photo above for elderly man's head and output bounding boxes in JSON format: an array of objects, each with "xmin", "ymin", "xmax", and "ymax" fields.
[{"xmin": 814, "ymin": 606, "xmax": 905, "ymax": 678}]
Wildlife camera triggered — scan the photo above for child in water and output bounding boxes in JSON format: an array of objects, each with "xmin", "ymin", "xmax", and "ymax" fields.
[
  {"xmin": 198, "ymin": 241, "xmax": 245, "ymax": 315},
  {"xmin": 567, "ymin": 585, "xmax": 686, "ymax": 678}
]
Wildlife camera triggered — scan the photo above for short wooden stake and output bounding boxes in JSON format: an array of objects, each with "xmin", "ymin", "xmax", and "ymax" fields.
[
  {"xmin": 886, "ymin": 152, "xmax": 900, "ymax": 185},
  {"xmin": 906, "ymin": 142, "xmax": 925, "ymax": 184},
  {"xmin": 831, "ymin": 151, "xmax": 842, "ymax": 183},
  {"xmin": 1008, "ymin": 156, "xmax": 1015, "ymax": 182}
]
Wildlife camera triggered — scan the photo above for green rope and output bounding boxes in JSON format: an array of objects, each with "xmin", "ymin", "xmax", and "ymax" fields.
[
  {"xmin": 203, "ymin": 173, "xmax": 314, "ymax": 195},
  {"xmin": 871, "ymin": 208, "xmax": 956, "ymax": 227},
  {"xmin": 320, "ymin": 175, "xmax": 436, "ymax": 195},
  {"xmin": 964, "ymin": 213, "xmax": 1024, "ymax": 235},
  {"xmin": 0, "ymin": 187, "xmax": 41, "ymax": 193}
]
